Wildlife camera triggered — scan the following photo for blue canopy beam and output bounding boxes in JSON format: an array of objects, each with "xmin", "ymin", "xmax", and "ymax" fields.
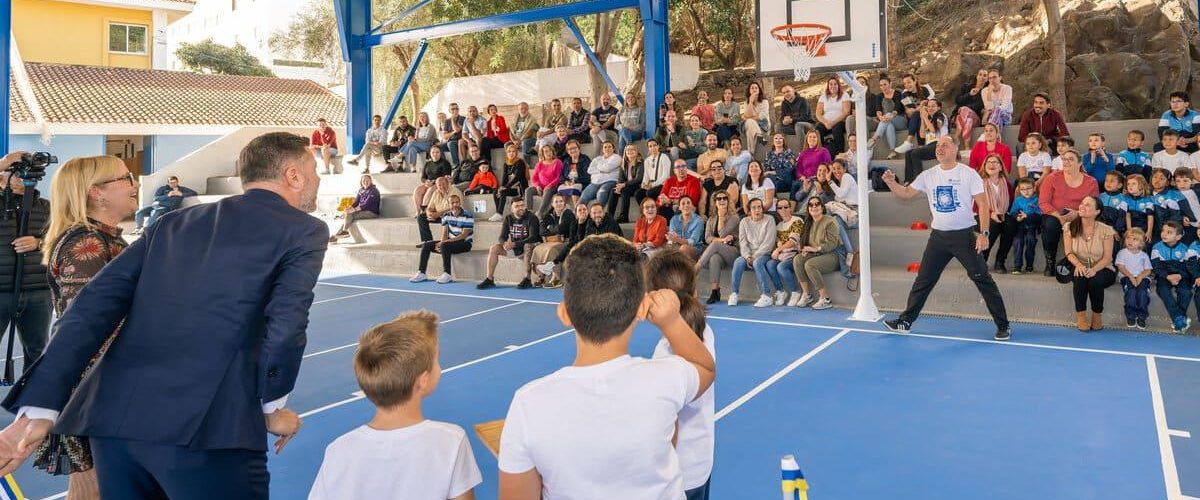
[
  {"xmin": 562, "ymin": 17, "xmax": 624, "ymax": 106},
  {"xmin": 363, "ymin": 0, "xmax": 639, "ymax": 48},
  {"xmin": 381, "ymin": 39, "xmax": 429, "ymax": 130}
]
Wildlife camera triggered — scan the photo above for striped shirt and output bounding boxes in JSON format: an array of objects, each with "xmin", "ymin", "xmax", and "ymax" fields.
[{"xmin": 442, "ymin": 210, "xmax": 475, "ymax": 241}]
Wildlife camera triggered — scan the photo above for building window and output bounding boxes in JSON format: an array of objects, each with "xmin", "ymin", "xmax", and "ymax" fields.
[{"xmin": 109, "ymin": 23, "xmax": 148, "ymax": 54}]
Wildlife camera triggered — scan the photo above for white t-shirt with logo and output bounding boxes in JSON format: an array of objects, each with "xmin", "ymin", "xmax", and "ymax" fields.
[
  {"xmin": 1017, "ymin": 151, "xmax": 1052, "ymax": 177},
  {"xmin": 653, "ymin": 326, "xmax": 717, "ymax": 491},
  {"xmin": 909, "ymin": 162, "xmax": 985, "ymax": 231},
  {"xmin": 309, "ymin": 421, "xmax": 482, "ymax": 500},
  {"xmin": 499, "ymin": 355, "xmax": 699, "ymax": 500}
]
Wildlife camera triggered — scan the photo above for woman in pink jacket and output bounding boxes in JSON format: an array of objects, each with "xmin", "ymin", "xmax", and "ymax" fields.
[{"xmin": 526, "ymin": 144, "xmax": 564, "ymax": 219}]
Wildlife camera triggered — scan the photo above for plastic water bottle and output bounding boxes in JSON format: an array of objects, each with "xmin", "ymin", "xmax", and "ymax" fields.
[{"xmin": 781, "ymin": 454, "xmax": 808, "ymax": 500}]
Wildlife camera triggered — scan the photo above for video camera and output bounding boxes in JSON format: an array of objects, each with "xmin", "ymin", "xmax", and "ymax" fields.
[{"xmin": 7, "ymin": 152, "xmax": 56, "ymax": 183}]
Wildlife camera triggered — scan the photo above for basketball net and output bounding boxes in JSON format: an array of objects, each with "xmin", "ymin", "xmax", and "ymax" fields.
[{"xmin": 770, "ymin": 24, "xmax": 831, "ymax": 82}]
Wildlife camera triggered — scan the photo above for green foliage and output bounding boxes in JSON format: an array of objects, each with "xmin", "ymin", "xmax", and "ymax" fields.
[{"xmin": 175, "ymin": 39, "xmax": 275, "ymax": 77}]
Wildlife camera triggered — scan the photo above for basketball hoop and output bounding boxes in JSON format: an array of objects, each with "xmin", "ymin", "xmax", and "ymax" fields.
[{"xmin": 770, "ymin": 23, "xmax": 832, "ymax": 82}]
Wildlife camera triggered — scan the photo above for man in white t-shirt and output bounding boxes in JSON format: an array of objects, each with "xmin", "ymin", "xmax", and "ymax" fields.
[
  {"xmin": 880, "ymin": 136, "xmax": 1012, "ymax": 340},
  {"xmin": 498, "ymin": 235, "xmax": 716, "ymax": 500}
]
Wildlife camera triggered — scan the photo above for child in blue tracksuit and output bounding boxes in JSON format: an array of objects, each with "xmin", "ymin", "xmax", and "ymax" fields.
[
  {"xmin": 1151, "ymin": 168, "xmax": 1193, "ymax": 244},
  {"xmin": 1152, "ymin": 221, "xmax": 1193, "ymax": 332},
  {"xmin": 1174, "ymin": 168, "xmax": 1200, "ymax": 245},
  {"xmin": 1008, "ymin": 177, "xmax": 1041, "ymax": 274},
  {"xmin": 1115, "ymin": 130, "xmax": 1153, "ymax": 181},
  {"xmin": 1099, "ymin": 171, "xmax": 1128, "ymax": 234},
  {"xmin": 1126, "ymin": 173, "xmax": 1155, "ymax": 244},
  {"xmin": 1083, "ymin": 133, "xmax": 1116, "ymax": 185},
  {"xmin": 1116, "ymin": 228, "xmax": 1153, "ymax": 330}
]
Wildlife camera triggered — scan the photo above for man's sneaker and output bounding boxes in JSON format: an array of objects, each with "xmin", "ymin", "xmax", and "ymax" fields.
[
  {"xmin": 544, "ymin": 278, "xmax": 562, "ymax": 288},
  {"xmin": 727, "ymin": 292, "xmax": 739, "ymax": 307},
  {"xmin": 1136, "ymin": 318, "xmax": 1148, "ymax": 330},
  {"xmin": 883, "ymin": 318, "xmax": 911, "ymax": 333},
  {"xmin": 1126, "ymin": 318, "xmax": 1137, "ymax": 329},
  {"xmin": 1180, "ymin": 317, "xmax": 1194, "ymax": 334},
  {"xmin": 415, "ymin": 241, "xmax": 429, "ymax": 249},
  {"xmin": 488, "ymin": 213, "xmax": 503, "ymax": 222},
  {"xmin": 795, "ymin": 293, "xmax": 814, "ymax": 308},
  {"xmin": 517, "ymin": 278, "xmax": 533, "ymax": 289},
  {"xmin": 347, "ymin": 158, "xmax": 359, "ymax": 166},
  {"xmin": 436, "ymin": 273, "xmax": 453, "ymax": 284},
  {"xmin": 409, "ymin": 272, "xmax": 428, "ymax": 283},
  {"xmin": 753, "ymin": 295, "xmax": 774, "ymax": 308},
  {"xmin": 786, "ymin": 291, "xmax": 803, "ymax": 307},
  {"xmin": 477, "ymin": 278, "xmax": 495, "ymax": 289},
  {"xmin": 994, "ymin": 327, "xmax": 1011, "ymax": 341},
  {"xmin": 1011, "ymin": 268, "xmax": 1022, "ymax": 275},
  {"xmin": 537, "ymin": 262, "xmax": 556, "ymax": 276},
  {"xmin": 774, "ymin": 290, "xmax": 788, "ymax": 306},
  {"xmin": 812, "ymin": 297, "xmax": 833, "ymax": 310}
]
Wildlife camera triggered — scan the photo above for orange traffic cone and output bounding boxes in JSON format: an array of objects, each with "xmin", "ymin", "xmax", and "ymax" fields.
[
  {"xmin": 910, "ymin": 220, "xmax": 929, "ymax": 230},
  {"xmin": 907, "ymin": 262, "xmax": 921, "ymax": 273}
]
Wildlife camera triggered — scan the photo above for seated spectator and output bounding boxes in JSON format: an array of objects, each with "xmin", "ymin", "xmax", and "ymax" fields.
[
  {"xmin": 1039, "ymin": 150, "xmax": 1100, "ymax": 275},
  {"xmin": 608, "ymin": 144, "xmax": 644, "ymax": 223},
  {"xmin": 526, "ymin": 145, "xmax": 563, "ymax": 219},
  {"xmin": 700, "ymin": 162, "xmax": 740, "ymax": 218},
  {"xmin": 829, "ymin": 159, "xmax": 859, "ymax": 207},
  {"xmin": 633, "ymin": 199, "xmax": 669, "ymax": 258},
  {"xmin": 792, "ymin": 198, "xmax": 844, "ymax": 310},
  {"xmin": 493, "ymin": 143, "xmax": 530, "ymax": 221},
  {"xmin": 903, "ymin": 99, "xmax": 951, "ymax": 182},
  {"xmin": 954, "ymin": 68, "xmax": 989, "ymax": 146},
  {"xmin": 464, "ymin": 161, "xmax": 498, "ymax": 196},
  {"xmin": 567, "ymin": 97, "xmax": 591, "ymax": 144},
  {"xmin": 582, "ymin": 140, "xmax": 620, "ymax": 207},
  {"xmin": 695, "ymin": 133, "xmax": 728, "ymax": 178},
  {"xmin": 666, "ymin": 197, "xmax": 705, "ymax": 260},
  {"xmin": 534, "ymin": 99, "xmax": 567, "ymax": 154},
  {"xmin": 309, "ymin": 117, "xmax": 339, "ymax": 174},
  {"xmin": 458, "ymin": 105, "xmax": 487, "ymax": 167},
  {"xmin": 696, "ymin": 191, "xmax": 741, "ymax": 304},
  {"xmin": 1017, "ymin": 92, "xmax": 1071, "ymax": 154},
  {"xmin": 330, "ymin": 174, "xmax": 380, "ymax": 243},
  {"xmin": 1157, "ymin": 91, "xmax": 1200, "ymax": 153},
  {"xmin": 865, "ymin": 74, "xmax": 907, "ymax": 151},
  {"xmin": 892, "ymin": 73, "xmax": 934, "ymax": 158},
  {"xmin": 968, "ymin": 123, "xmax": 1013, "ymax": 173},
  {"xmin": 981, "ymin": 69, "xmax": 1014, "ymax": 127},
  {"xmin": 479, "ymin": 198, "xmax": 542, "ymax": 290},
  {"xmin": 1008, "ymin": 177, "xmax": 1044, "ymax": 274},
  {"xmin": 530, "ymin": 196, "xmax": 580, "ymax": 287},
  {"xmin": 398, "ymin": 112, "xmax": 439, "ymax": 173},
  {"xmin": 658, "ymin": 160, "xmax": 703, "ymax": 220},
  {"xmin": 1051, "ymin": 136, "xmax": 1075, "ymax": 171},
  {"xmin": 682, "ymin": 115, "xmax": 709, "ymax": 168},
  {"xmin": 617, "ymin": 93, "xmax": 646, "ymax": 154},
  {"xmin": 769, "ymin": 199, "xmax": 805, "ymax": 306},
  {"xmin": 776, "ymin": 85, "xmax": 815, "ymax": 138},
  {"xmin": 794, "ymin": 129, "xmax": 833, "ymax": 201},
  {"xmin": 382, "ymin": 114, "xmax": 415, "ymax": 168},
  {"xmin": 714, "ymin": 88, "xmax": 741, "ymax": 146},
  {"xmin": 480, "ymin": 104, "xmax": 510, "ymax": 160},
  {"xmin": 1116, "ymin": 228, "xmax": 1152, "ymax": 329},
  {"xmin": 742, "ymin": 160, "xmax": 777, "ymax": 214},
  {"xmin": 1017, "ymin": 132, "xmax": 1053, "ymax": 183},
  {"xmin": 411, "ymin": 194, "xmax": 473, "ymax": 284},
  {"xmin": 134, "ymin": 175, "xmax": 197, "ymax": 234},
  {"xmin": 765, "ymin": 133, "xmax": 798, "ymax": 193},
  {"xmin": 454, "ymin": 144, "xmax": 486, "ymax": 192},
  {"xmin": 977, "ymin": 154, "xmax": 1014, "ymax": 271},
  {"xmin": 729, "ymin": 198, "xmax": 780, "ymax": 307},
  {"xmin": 590, "ymin": 94, "xmax": 620, "ymax": 148},
  {"xmin": 416, "ymin": 176, "xmax": 464, "ymax": 247},
  {"xmin": 1063, "ymin": 195, "xmax": 1116, "ymax": 330},
  {"xmin": 1116, "ymin": 130, "xmax": 1153, "ymax": 180},
  {"xmin": 512, "ymin": 102, "xmax": 540, "ymax": 158},
  {"xmin": 641, "ymin": 138, "xmax": 673, "ymax": 202},
  {"xmin": 1152, "ymin": 221, "xmax": 1193, "ymax": 332},
  {"xmin": 1083, "ymin": 133, "xmax": 1117, "ymax": 185},
  {"xmin": 726, "ymin": 136, "xmax": 753, "ymax": 183},
  {"xmin": 583, "ymin": 201, "xmax": 623, "ymax": 238},
  {"xmin": 834, "ymin": 133, "xmax": 863, "ymax": 175},
  {"xmin": 803, "ymin": 163, "xmax": 836, "ymax": 205},
  {"xmin": 690, "ymin": 90, "xmax": 717, "ymax": 131},
  {"xmin": 741, "ymin": 81, "xmax": 771, "ymax": 147},
  {"xmin": 413, "ymin": 146, "xmax": 452, "ymax": 213},
  {"xmin": 438, "ymin": 104, "xmax": 466, "ymax": 165},
  {"xmin": 549, "ymin": 124, "xmax": 572, "ymax": 158},
  {"xmin": 814, "ymin": 76, "xmax": 852, "ymax": 156},
  {"xmin": 308, "ymin": 311, "xmax": 482, "ymax": 500},
  {"xmin": 1153, "ymin": 130, "xmax": 1192, "ymax": 171},
  {"xmin": 654, "ymin": 110, "xmax": 687, "ymax": 160},
  {"xmin": 558, "ymin": 140, "xmax": 592, "ymax": 204},
  {"xmin": 658, "ymin": 91, "xmax": 681, "ymax": 129},
  {"xmin": 348, "ymin": 114, "xmax": 386, "ymax": 173}
]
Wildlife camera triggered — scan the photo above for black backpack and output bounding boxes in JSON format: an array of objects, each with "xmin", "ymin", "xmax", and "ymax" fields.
[{"xmin": 870, "ymin": 167, "xmax": 892, "ymax": 192}]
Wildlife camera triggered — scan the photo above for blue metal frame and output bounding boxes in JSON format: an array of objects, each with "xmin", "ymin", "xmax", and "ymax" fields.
[
  {"xmin": 363, "ymin": 0, "xmax": 639, "ymax": 47},
  {"xmin": 337, "ymin": 0, "xmax": 372, "ymax": 152},
  {"xmin": 640, "ymin": 0, "xmax": 669, "ymax": 136},
  {"xmin": 381, "ymin": 39, "xmax": 428, "ymax": 130},
  {"xmin": 1, "ymin": 0, "xmax": 10, "ymax": 152},
  {"xmin": 368, "ymin": 0, "xmax": 432, "ymax": 35},
  {"xmin": 562, "ymin": 17, "xmax": 624, "ymax": 106}
]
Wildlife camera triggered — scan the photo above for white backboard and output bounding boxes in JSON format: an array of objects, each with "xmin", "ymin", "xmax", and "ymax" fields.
[{"xmin": 757, "ymin": 0, "xmax": 888, "ymax": 77}]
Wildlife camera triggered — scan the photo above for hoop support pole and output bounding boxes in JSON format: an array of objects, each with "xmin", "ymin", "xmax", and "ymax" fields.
[{"xmin": 838, "ymin": 70, "xmax": 882, "ymax": 323}]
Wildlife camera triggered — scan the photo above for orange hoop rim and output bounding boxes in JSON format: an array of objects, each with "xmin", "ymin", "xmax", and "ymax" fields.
[{"xmin": 769, "ymin": 23, "xmax": 832, "ymax": 44}]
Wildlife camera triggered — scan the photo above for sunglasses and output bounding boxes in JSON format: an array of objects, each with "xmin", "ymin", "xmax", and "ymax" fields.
[
  {"xmin": 807, "ymin": 203, "xmax": 823, "ymax": 208},
  {"xmin": 99, "ymin": 172, "xmax": 135, "ymax": 187},
  {"xmin": 715, "ymin": 197, "xmax": 729, "ymax": 202}
]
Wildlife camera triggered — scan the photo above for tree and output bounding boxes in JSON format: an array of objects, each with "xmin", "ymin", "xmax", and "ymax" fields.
[
  {"xmin": 585, "ymin": 11, "xmax": 623, "ymax": 106},
  {"xmin": 175, "ymin": 40, "xmax": 275, "ymax": 77},
  {"xmin": 1041, "ymin": 0, "xmax": 1068, "ymax": 114},
  {"xmin": 677, "ymin": 0, "xmax": 752, "ymax": 71}
]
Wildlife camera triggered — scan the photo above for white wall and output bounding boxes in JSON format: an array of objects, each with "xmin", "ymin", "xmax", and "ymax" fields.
[{"xmin": 148, "ymin": 134, "xmax": 221, "ymax": 173}]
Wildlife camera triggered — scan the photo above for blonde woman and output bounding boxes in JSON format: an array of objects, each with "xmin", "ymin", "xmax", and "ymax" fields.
[{"xmin": 35, "ymin": 155, "xmax": 139, "ymax": 500}]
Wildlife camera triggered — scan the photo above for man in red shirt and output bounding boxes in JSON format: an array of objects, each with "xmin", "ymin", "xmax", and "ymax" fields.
[
  {"xmin": 309, "ymin": 118, "xmax": 339, "ymax": 174},
  {"xmin": 1017, "ymin": 93, "xmax": 1070, "ymax": 155},
  {"xmin": 657, "ymin": 159, "xmax": 701, "ymax": 220}
]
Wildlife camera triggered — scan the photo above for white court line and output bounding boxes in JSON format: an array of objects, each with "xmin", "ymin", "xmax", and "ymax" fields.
[
  {"xmin": 714, "ymin": 329, "xmax": 850, "ymax": 421},
  {"xmin": 299, "ymin": 327, "xmax": 575, "ymax": 419},
  {"xmin": 38, "ymin": 493, "xmax": 65, "ymax": 500},
  {"xmin": 312, "ymin": 289, "xmax": 385, "ymax": 305},
  {"xmin": 1148, "ymin": 355, "xmax": 1184, "ymax": 500},
  {"xmin": 302, "ymin": 301, "xmax": 526, "ymax": 359},
  {"xmin": 318, "ymin": 281, "xmax": 558, "ymax": 306},
  {"xmin": 1169, "ymin": 429, "xmax": 1192, "ymax": 439}
]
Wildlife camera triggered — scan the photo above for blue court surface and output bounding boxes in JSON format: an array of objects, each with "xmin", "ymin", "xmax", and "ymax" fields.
[{"xmin": 7, "ymin": 273, "xmax": 1200, "ymax": 499}]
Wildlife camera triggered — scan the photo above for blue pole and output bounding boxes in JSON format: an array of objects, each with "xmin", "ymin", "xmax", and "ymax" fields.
[
  {"xmin": 364, "ymin": 0, "xmax": 639, "ymax": 47},
  {"xmin": 640, "ymin": 0, "xmax": 669, "ymax": 137},
  {"xmin": 344, "ymin": 0, "xmax": 372, "ymax": 153},
  {"xmin": 0, "ymin": 0, "xmax": 10, "ymax": 152},
  {"xmin": 562, "ymin": 17, "xmax": 625, "ymax": 106},
  {"xmin": 382, "ymin": 39, "xmax": 428, "ymax": 130},
  {"xmin": 369, "ymin": 0, "xmax": 433, "ymax": 35}
]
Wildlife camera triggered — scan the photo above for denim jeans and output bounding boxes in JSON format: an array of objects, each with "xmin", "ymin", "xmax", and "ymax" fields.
[
  {"xmin": 579, "ymin": 181, "xmax": 617, "ymax": 207},
  {"xmin": 731, "ymin": 255, "xmax": 777, "ymax": 294},
  {"xmin": 872, "ymin": 114, "xmax": 908, "ymax": 150},
  {"xmin": 774, "ymin": 258, "xmax": 799, "ymax": 292},
  {"xmin": 618, "ymin": 129, "xmax": 644, "ymax": 154},
  {"xmin": 0, "ymin": 289, "xmax": 51, "ymax": 373},
  {"xmin": 401, "ymin": 139, "xmax": 434, "ymax": 166},
  {"xmin": 1157, "ymin": 279, "xmax": 1194, "ymax": 328}
]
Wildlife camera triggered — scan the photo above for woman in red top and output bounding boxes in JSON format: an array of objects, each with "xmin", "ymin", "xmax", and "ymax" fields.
[
  {"xmin": 633, "ymin": 198, "xmax": 668, "ymax": 258},
  {"xmin": 480, "ymin": 103, "xmax": 510, "ymax": 161},
  {"xmin": 968, "ymin": 123, "xmax": 1013, "ymax": 173},
  {"xmin": 1038, "ymin": 149, "xmax": 1100, "ymax": 276}
]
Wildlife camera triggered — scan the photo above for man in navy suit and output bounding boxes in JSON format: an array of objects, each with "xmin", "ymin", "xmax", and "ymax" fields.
[{"xmin": 0, "ymin": 131, "xmax": 327, "ymax": 499}]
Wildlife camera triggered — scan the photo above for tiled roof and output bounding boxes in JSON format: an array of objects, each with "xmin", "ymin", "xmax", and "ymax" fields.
[
  {"xmin": 9, "ymin": 62, "xmax": 346, "ymax": 127},
  {"xmin": 9, "ymin": 80, "xmax": 32, "ymax": 123}
]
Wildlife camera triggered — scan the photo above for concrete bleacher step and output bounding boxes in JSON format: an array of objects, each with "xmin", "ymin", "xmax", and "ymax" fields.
[
  {"xmin": 316, "ymin": 194, "xmax": 417, "ymax": 219},
  {"xmin": 867, "ymin": 191, "xmax": 932, "ymax": 228}
]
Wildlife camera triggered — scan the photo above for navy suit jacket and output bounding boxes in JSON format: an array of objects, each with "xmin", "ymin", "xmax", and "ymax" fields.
[{"xmin": 2, "ymin": 189, "xmax": 328, "ymax": 452}]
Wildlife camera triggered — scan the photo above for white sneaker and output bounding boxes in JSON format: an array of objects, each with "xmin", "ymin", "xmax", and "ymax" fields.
[
  {"xmin": 812, "ymin": 297, "xmax": 833, "ymax": 310},
  {"xmin": 487, "ymin": 213, "xmax": 503, "ymax": 222},
  {"xmin": 436, "ymin": 273, "xmax": 452, "ymax": 284},
  {"xmin": 786, "ymin": 291, "xmax": 803, "ymax": 307},
  {"xmin": 409, "ymin": 272, "xmax": 428, "ymax": 283},
  {"xmin": 754, "ymin": 295, "xmax": 775, "ymax": 308},
  {"xmin": 774, "ymin": 290, "xmax": 788, "ymax": 306},
  {"xmin": 795, "ymin": 293, "xmax": 814, "ymax": 308},
  {"xmin": 727, "ymin": 292, "xmax": 739, "ymax": 307},
  {"xmin": 894, "ymin": 140, "xmax": 914, "ymax": 154},
  {"xmin": 537, "ymin": 262, "xmax": 556, "ymax": 276}
]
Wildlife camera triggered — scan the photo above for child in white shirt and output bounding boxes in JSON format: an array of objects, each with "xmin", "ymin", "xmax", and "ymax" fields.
[
  {"xmin": 1116, "ymin": 228, "xmax": 1153, "ymax": 329},
  {"xmin": 1154, "ymin": 130, "xmax": 1193, "ymax": 172},
  {"xmin": 1051, "ymin": 136, "xmax": 1074, "ymax": 172},
  {"xmin": 1017, "ymin": 132, "xmax": 1052, "ymax": 182},
  {"xmin": 309, "ymin": 311, "xmax": 482, "ymax": 500}
]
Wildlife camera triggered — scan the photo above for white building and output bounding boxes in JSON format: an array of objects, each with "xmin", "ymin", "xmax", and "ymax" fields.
[{"xmin": 166, "ymin": 0, "xmax": 339, "ymax": 86}]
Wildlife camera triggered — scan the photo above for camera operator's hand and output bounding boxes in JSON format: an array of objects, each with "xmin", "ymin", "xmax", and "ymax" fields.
[
  {"xmin": 0, "ymin": 152, "xmax": 27, "ymax": 168},
  {"xmin": 12, "ymin": 236, "xmax": 37, "ymax": 254}
]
